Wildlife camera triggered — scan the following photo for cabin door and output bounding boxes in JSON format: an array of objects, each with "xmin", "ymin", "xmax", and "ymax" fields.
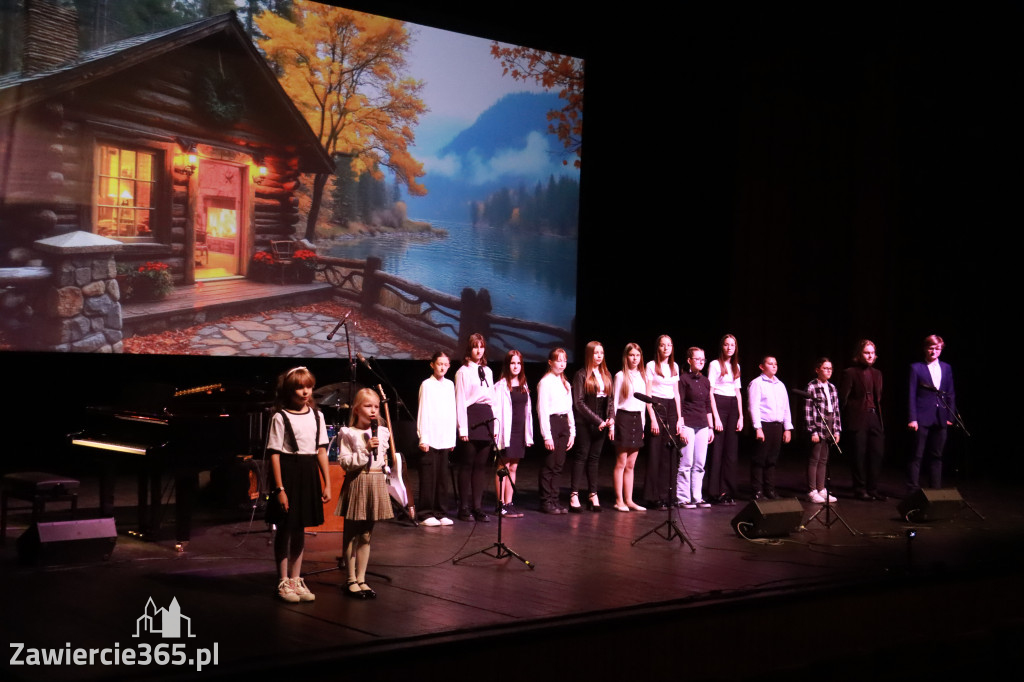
[{"xmin": 194, "ymin": 159, "xmax": 244, "ymax": 280}]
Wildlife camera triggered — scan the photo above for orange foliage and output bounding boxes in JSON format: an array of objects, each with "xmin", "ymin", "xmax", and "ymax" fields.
[
  {"xmin": 490, "ymin": 43, "xmax": 584, "ymax": 167},
  {"xmin": 257, "ymin": 1, "xmax": 427, "ymax": 194}
]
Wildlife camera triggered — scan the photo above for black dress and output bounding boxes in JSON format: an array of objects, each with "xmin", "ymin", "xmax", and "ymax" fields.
[{"xmin": 505, "ymin": 390, "xmax": 529, "ymax": 460}]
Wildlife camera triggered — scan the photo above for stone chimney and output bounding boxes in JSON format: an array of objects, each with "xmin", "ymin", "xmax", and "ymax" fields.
[{"xmin": 22, "ymin": 0, "xmax": 79, "ymax": 74}]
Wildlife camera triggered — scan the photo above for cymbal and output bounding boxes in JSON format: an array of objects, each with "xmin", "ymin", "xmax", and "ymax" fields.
[{"xmin": 314, "ymin": 382, "xmax": 359, "ymax": 408}]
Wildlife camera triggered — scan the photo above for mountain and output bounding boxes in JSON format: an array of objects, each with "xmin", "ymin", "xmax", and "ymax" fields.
[{"xmin": 407, "ymin": 92, "xmax": 579, "ymax": 221}]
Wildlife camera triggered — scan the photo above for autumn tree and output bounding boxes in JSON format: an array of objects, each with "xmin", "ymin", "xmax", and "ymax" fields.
[
  {"xmin": 491, "ymin": 43, "xmax": 584, "ymax": 168},
  {"xmin": 257, "ymin": 1, "xmax": 427, "ymax": 240}
]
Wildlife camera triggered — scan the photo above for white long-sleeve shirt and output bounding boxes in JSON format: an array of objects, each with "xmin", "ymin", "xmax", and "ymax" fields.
[
  {"xmin": 748, "ymin": 374, "xmax": 793, "ymax": 430},
  {"xmin": 417, "ymin": 376, "xmax": 456, "ymax": 450},
  {"xmin": 454, "ymin": 361, "xmax": 495, "ymax": 438},
  {"xmin": 612, "ymin": 369, "xmax": 647, "ymax": 428},
  {"xmin": 536, "ymin": 373, "xmax": 575, "ymax": 441}
]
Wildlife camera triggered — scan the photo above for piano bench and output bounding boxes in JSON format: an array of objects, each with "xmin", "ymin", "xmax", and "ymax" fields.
[{"xmin": 1, "ymin": 472, "xmax": 80, "ymax": 544}]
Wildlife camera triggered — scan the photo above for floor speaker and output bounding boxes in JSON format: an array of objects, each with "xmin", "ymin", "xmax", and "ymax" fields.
[
  {"xmin": 898, "ymin": 488, "xmax": 965, "ymax": 522},
  {"xmin": 17, "ymin": 518, "xmax": 117, "ymax": 565},
  {"xmin": 730, "ymin": 498, "xmax": 804, "ymax": 538}
]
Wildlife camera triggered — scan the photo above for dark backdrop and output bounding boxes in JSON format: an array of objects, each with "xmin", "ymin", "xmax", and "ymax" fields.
[{"xmin": 4, "ymin": 2, "xmax": 1018, "ymax": 479}]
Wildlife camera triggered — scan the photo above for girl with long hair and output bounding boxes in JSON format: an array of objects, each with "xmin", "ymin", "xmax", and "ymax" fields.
[
  {"xmin": 536, "ymin": 348, "xmax": 575, "ymax": 514},
  {"xmin": 454, "ymin": 333, "xmax": 497, "ymax": 522},
  {"xmin": 609, "ymin": 343, "xmax": 649, "ymax": 511},
  {"xmin": 706, "ymin": 334, "xmax": 743, "ymax": 505},
  {"xmin": 644, "ymin": 335, "xmax": 683, "ymax": 510},
  {"xmin": 495, "ymin": 349, "xmax": 533, "ymax": 517},
  {"xmin": 570, "ymin": 341, "xmax": 614, "ymax": 511}
]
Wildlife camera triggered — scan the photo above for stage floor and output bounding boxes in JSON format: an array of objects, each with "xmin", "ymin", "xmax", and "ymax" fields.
[{"xmin": 4, "ymin": 454, "xmax": 1023, "ymax": 682}]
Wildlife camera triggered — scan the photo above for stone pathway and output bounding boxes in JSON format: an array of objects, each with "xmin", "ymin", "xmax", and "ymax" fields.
[{"xmin": 124, "ymin": 302, "xmax": 432, "ymax": 358}]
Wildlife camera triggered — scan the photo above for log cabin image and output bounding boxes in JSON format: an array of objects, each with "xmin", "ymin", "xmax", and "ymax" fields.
[
  {"xmin": 0, "ymin": 1, "xmax": 578, "ymax": 359},
  {"xmin": 0, "ymin": 6, "xmax": 334, "ymax": 352}
]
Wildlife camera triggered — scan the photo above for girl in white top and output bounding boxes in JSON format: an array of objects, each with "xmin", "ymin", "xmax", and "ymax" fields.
[
  {"xmin": 536, "ymin": 347, "xmax": 576, "ymax": 513},
  {"xmin": 494, "ymin": 349, "xmax": 533, "ymax": 518},
  {"xmin": 609, "ymin": 342, "xmax": 650, "ymax": 512},
  {"xmin": 335, "ymin": 388, "xmax": 393, "ymax": 599},
  {"xmin": 416, "ymin": 351, "xmax": 457, "ymax": 526},
  {"xmin": 453, "ymin": 333, "xmax": 497, "ymax": 521},
  {"xmin": 267, "ymin": 366, "xmax": 331, "ymax": 604},
  {"xmin": 644, "ymin": 335, "xmax": 683, "ymax": 509},
  {"xmin": 706, "ymin": 333, "xmax": 744, "ymax": 504}
]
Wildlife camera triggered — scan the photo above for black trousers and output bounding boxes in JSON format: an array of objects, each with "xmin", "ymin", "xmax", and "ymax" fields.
[
  {"xmin": 456, "ymin": 439, "xmax": 492, "ymax": 512},
  {"xmin": 750, "ymin": 422, "xmax": 784, "ymax": 492},
  {"xmin": 539, "ymin": 413, "xmax": 570, "ymax": 505},
  {"xmin": 707, "ymin": 395, "xmax": 739, "ymax": 498},
  {"xmin": 417, "ymin": 447, "xmax": 451, "ymax": 518},
  {"xmin": 571, "ymin": 420, "xmax": 606, "ymax": 494},
  {"xmin": 907, "ymin": 424, "xmax": 947, "ymax": 491},
  {"xmin": 849, "ymin": 410, "xmax": 885, "ymax": 494},
  {"xmin": 643, "ymin": 396, "xmax": 677, "ymax": 503}
]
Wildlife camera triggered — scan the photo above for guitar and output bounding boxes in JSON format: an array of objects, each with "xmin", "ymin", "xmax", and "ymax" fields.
[{"xmin": 376, "ymin": 384, "xmax": 416, "ymax": 524}]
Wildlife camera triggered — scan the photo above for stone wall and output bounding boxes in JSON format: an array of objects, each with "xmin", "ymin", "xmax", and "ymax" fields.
[{"xmin": 33, "ymin": 231, "xmax": 123, "ymax": 352}]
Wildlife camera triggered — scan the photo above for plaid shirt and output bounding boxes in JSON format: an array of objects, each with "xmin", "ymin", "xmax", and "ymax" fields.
[{"xmin": 804, "ymin": 380, "xmax": 841, "ymax": 438}]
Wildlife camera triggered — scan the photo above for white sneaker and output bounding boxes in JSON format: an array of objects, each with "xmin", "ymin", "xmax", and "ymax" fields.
[
  {"xmin": 682, "ymin": 502, "xmax": 697, "ymax": 509},
  {"xmin": 808, "ymin": 490, "xmax": 825, "ymax": 503},
  {"xmin": 421, "ymin": 516, "xmax": 441, "ymax": 527},
  {"xmin": 818, "ymin": 489, "xmax": 837, "ymax": 503},
  {"xmin": 438, "ymin": 516, "xmax": 454, "ymax": 526},
  {"xmin": 696, "ymin": 499, "xmax": 712, "ymax": 508},
  {"xmin": 276, "ymin": 579, "xmax": 300, "ymax": 603},
  {"xmin": 291, "ymin": 577, "xmax": 315, "ymax": 602}
]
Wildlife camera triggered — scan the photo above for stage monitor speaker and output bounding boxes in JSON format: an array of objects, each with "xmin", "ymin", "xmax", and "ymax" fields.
[
  {"xmin": 730, "ymin": 498, "xmax": 804, "ymax": 538},
  {"xmin": 898, "ymin": 488, "xmax": 965, "ymax": 522},
  {"xmin": 17, "ymin": 518, "xmax": 117, "ymax": 565}
]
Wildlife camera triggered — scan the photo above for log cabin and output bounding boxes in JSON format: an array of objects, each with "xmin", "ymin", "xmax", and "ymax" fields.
[{"xmin": 0, "ymin": 7, "xmax": 331, "ymax": 350}]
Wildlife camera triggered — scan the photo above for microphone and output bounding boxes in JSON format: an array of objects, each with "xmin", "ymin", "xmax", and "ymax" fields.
[
  {"xmin": 633, "ymin": 392, "xmax": 654, "ymax": 404},
  {"xmin": 478, "ymin": 365, "xmax": 486, "ymax": 385},
  {"xmin": 369, "ymin": 418, "xmax": 379, "ymax": 461},
  {"xmin": 790, "ymin": 388, "xmax": 814, "ymax": 399},
  {"xmin": 918, "ymin": 382, "xmax": 948, "ymax": 395},
  {"xmin": 357, "ymin": 352, "xmax": 372, "ymax": 370},
  {"xmin": 326, "ymin": 309, "xmax": 353, "ymax": 340}
]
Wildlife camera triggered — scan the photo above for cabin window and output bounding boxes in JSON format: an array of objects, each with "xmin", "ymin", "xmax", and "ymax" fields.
[{"xmin": 95, "ymin": 145, "xmax": 158, "ymax": 242}]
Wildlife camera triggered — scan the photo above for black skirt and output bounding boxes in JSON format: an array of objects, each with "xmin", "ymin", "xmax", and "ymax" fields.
[
  {"xmin": 266, "ymin": 453, "xmax": 324, "ymax": 530},
  {"xmin": 614, "ymin": 410, "xmax": 644, "ymax": 450}
]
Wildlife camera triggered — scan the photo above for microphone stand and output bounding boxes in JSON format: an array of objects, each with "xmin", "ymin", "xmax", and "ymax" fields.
[
  {"xmin": 631, "ymin": 402, "xmax": 695, "ymax": 552},
  {"xmin": 804, "ymin": 396, "xmax": 856, "ymax": 535},
  {"xmin": 454, "ymin": 465, "xmax": 534, "ymax": 568},
  {"xmin": 933, "ymin": 387, "xmax": 983, "ymax": 520}
]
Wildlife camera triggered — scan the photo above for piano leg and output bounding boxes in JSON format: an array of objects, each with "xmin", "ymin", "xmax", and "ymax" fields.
[
  {"xmin": 99, "ymin": 461, "xmax": 116, "ymax": 517},
  {"xmin": 175, "ymin": 472, "xmax": 197, "ymax": 546}
]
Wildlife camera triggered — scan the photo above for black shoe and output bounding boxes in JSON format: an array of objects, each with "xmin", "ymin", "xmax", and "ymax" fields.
[
  {"xmin": 854, "ymin": 491, "xmax": 873, "ymax": 501},
  {"xmin": 765, "ymin": 488, "xmax": 778, "ymax": 500},
  {"xmin": 345, "ymin": 581, "xmax": 368, "ymax": 600},
  {"xmin": 652, "ymin": 500, "xmax": 668, "ymax": 511},
  {"xmin": 503, "ymin": 503, "xmax": 524, "ymax": 518},
  {"xmin": 472, "ymin": 509, "xmax": 490, "ymax": 522},
  {"xmin": 540, "ymin": 502, "xmax": 562, "ymax": 515},
  {"xmin": 870, "ymin": 491, "xmax": 888, "ymax": 502},
  {"xmin": 457, "ymin": 508, "xmax": 474, "ymax": 521},
  {"xmin": 724, "ymin": 496, "xmax": 737, "ymax": 506},
  {"xmin": 753, "ymin": 491, "xmax": 765, "ymax": 501}
]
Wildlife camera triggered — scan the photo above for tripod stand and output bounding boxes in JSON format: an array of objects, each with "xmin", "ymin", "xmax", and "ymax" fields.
[
  {"xmin": 802, "ymin": 390, "xmax": 855, "ymax": 535},
  {"xmin": 454, "ymin": 466, "xmax": 534, "ymax": 568},
  {"xmin": 631, "ymin": 400, "xmax": 695, "ymax": 551}
]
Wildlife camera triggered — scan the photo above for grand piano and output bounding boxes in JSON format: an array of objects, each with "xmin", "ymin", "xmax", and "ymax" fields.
[{"xmin": 71, "ymin": 381, "xmax": 272, "ymax": 545}]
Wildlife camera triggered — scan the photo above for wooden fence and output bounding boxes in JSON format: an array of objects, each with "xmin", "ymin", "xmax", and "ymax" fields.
[{"xmin": 317, "ymin": 255, "xmax": 573, "ymax": 360}]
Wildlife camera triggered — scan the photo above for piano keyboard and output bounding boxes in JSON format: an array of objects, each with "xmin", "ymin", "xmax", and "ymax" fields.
[{"xmin": 71, "ymin": 438, "xmax": 153, "ymax": 456}]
